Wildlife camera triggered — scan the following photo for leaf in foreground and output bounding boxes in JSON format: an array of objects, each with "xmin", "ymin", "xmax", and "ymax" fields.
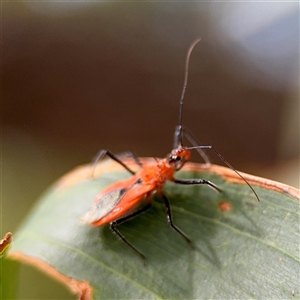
[{"xmin": 8, "ymin": 160, "xmax": 300, "ymax": 299}]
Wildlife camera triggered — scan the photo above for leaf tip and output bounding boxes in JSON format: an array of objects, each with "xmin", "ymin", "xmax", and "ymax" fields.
[{"xmin": 0, "ymin": 232, "xmax": 12, "ymax": 255}]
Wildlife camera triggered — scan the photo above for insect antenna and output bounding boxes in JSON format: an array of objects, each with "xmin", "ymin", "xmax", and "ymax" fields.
[
  {"xmin": 174, "ymin": 38, "xmax": 201, "ymax": 148},
  {"xmin": 187, "ymin": 145, "xmax": 260, "ymax": 202},
  {"xmin": 173, "ymin": 39, "xmax": 259, "ymax": 202}
]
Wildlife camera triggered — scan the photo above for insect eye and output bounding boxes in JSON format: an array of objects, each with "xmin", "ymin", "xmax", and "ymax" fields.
[{"xmin": 170, "ymin": 155, "xmax": 181, "ymax": 162}]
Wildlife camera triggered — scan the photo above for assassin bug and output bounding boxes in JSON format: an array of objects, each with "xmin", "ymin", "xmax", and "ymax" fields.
[{"xmin": 81, "ymin": 39, "xmax": 259, "ymax": 261}]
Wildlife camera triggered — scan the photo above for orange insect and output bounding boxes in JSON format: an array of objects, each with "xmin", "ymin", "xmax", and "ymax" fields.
[{"xmin": 81, "ymin": 39, "xmax": 259, "ymax": 261}]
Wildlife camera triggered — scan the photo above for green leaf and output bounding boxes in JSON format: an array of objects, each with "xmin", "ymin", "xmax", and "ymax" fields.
[
  {"xmin": 0, "ymin": 258, "xmax": 19, "ymax": 300},
  {"xmin": 8, "ymin": 160, "xmax": 300, "ymax": 299},
  {"xmin": 1, "ymin": 233, "xmax": 19, "ymax": 300}
]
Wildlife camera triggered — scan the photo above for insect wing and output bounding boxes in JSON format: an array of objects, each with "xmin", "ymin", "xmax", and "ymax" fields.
[
  {"xmin": 92, "ymin": 178, "xmax": 156, "ymax": 226},
  {"xmin": 81, "ymin": 188, "xmax": 126, "ymax": 225}
]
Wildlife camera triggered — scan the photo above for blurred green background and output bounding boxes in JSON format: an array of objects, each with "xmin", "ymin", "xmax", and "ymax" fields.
[{"xmin": 2, "ymin": 2, "xmax": 299, "ymax": 299}]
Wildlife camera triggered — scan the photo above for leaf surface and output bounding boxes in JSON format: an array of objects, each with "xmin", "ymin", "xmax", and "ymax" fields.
[{"xmin": 8, "ymin": 159, "xmax": 300, "ymax": 299}]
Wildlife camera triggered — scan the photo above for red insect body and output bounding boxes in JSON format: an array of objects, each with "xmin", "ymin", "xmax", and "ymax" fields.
[{"xmin": 81, "ymin": 148, "xmax": 191, "ymax": 227}]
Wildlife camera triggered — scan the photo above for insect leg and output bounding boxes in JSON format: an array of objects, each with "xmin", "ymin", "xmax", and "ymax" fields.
[
  {"xmin": 159, "ymin": 193, "xmax": 192, "ymax": 245},
  {"xmin": 116, "ymin": 151, "xmax": 143, "ymax": 167},
  {"xmin": 174, "ymin": 178, "xmax": 222, "ymax": 193},
  {"xmin": 186, "ymin": 145, "xmax": 260, "ymax": 202},
  {"xmin": 110, "ymin": 203, "xmax": 152, "ymax": 261},
  {"xmin": 91, "ymin": 149, "xmax": 137, "ymax": 177}
]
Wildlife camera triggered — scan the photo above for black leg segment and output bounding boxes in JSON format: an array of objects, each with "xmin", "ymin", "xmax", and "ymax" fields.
[
  {"xmin": 110, "ymin": 223, "xmax": 146, "ymax": 261},
  {"xmin": 91, "ymin": 149, "xmax": 137, "ymax": 177},
  {"xmin": 109, "ymin": 203, "xmax": 152, "ymax": 262},
  {"xmin": 116, "ymin": 151, "xmax": 143, "ymax": 168},
  {"xmin": 160, "ymin": 193, "xmax": 192, "ymax": 245},
  {"xmin": 174, "ymin": 178, "xmax": 222, "ymax": 193}
]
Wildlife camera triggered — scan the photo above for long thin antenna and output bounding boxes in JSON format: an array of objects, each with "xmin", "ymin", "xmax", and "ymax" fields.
[{"xmin": 178, "ymin": 38, "xmax": 202, "ymax": 141}]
